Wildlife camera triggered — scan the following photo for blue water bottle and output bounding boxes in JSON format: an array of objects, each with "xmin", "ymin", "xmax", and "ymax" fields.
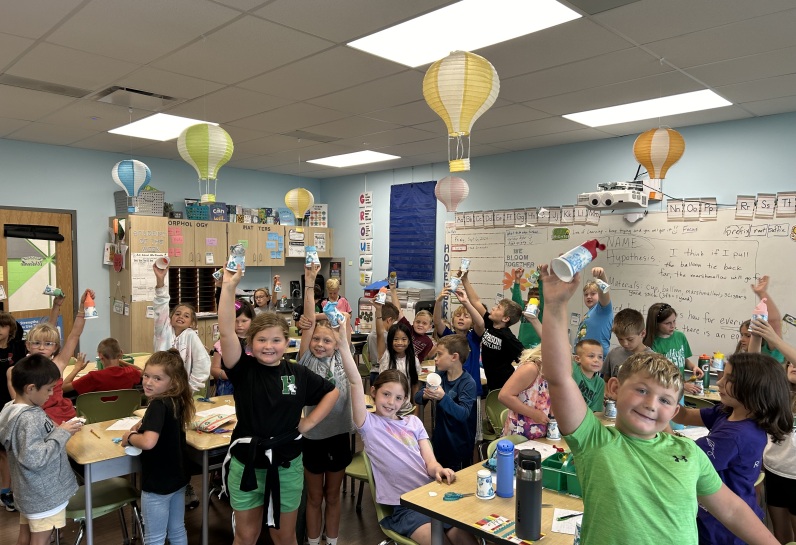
[{"xmin": 495, "ymin": 439, "xmax": 515, "ymax": 498}]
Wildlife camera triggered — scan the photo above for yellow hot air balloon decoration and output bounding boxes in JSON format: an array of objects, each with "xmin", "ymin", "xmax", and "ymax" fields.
[
  {"xmin": 177, "ymin": 123, "xmax": 234, "ymax": 204},
  {"xmin": 285, "ymin": 188, "xmax": 314, "ymax": 231},
  {"xmin": 423, "ymin": 51, "xmax": 500, "ymax": 172},
  {"xmin": 633, "ymin": 128, "xmax": 685, "ymax": 183}
]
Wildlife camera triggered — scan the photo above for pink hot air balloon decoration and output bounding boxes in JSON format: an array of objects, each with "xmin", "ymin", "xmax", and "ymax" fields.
[{"xmin": 435, "ymin": 176, "xmax": 469, "ymax": 212}]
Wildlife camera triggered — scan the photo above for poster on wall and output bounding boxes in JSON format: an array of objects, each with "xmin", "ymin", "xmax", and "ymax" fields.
[
  {"xmin": 131, "ymin": 253, "xmax": 167, "ymax": 302},
  {"xmin": 359, "ymin": 192, "xmax": 373, "ymax": 207},
  {"xmin": 6, "ymin": 237, "xmax": 58, "ymax": 311},
  {"xmin": 287, "ymin": 229, "xmax": 306, "ymax": 257}
]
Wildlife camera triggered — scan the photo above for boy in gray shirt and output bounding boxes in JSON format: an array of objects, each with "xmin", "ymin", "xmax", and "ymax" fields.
[
  {"xmin": 602, "ymin": 308, "xmax": 652, "ymax": 381},
  {"xmin": 0, "ymin": 355, "xmax": 83, "ymax": 544}
]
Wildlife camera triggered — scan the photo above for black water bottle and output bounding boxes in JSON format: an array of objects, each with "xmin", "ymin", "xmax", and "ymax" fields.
[{"xmin": 515, "ymin": 449, "xmax": 542, "ymax": 541}]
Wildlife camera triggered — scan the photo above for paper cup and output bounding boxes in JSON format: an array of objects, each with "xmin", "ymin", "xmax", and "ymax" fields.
[
  {"xmin": 426, "ymin": 372, "xmax": 441, "ymax": 390},
  {"xmin": 552, "ymin": 246, "xmax": 593, "ymax": 282},
  {"xmin": 155, "ymin": 256, "xmax": 170, "ymax": 270},
  {"xmin": 124, "ymin": 445, "xmax": 142, "ymax": 456}
]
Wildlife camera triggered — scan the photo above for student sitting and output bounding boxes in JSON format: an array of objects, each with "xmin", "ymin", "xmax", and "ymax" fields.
[
  {"xmin": 433, "ymin": 287, "xmax": 482, "ymax": 399},
  {"xmin": 390, "ymin": 284, "xmax": 434, "ymax": 362},
  {"xmin": 414, "ymin": 334, "xmax": 477, "ymax": 470},
  {"xmin": 573, "ymin": 339, "xmax": 605, "ymax": 412},
  {"xmin": 539, "ymin": 264, "xmax": 779, "ymax": 545},
  {"xmin": 368, "ymin": 302, "xmax": 399, "ymax": 385},
  {"xmin": 63, "ymin": 338, "xmax": 142, "ymax": 395},
  {"xmin": 602, "ymin": 308, "xmax": 652, "ymax": 381}
]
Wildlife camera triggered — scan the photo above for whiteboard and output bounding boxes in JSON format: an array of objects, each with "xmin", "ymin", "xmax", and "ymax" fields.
[{"xmin": 443, "ymin": 209, "xmax": 796, "ymax": 358}]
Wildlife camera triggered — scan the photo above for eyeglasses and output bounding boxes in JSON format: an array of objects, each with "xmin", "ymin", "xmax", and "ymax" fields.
[
  {"xmin": 657, "ymin": 304, "xmax": 671, "ymax": 320},
  {"xmin": 29, "ymin": 341, "xmax": 57, "ymax": 348}
]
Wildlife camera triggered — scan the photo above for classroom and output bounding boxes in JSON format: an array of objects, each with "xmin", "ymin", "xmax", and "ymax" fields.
[{"xmin": 1, "ymin": 2, "xmax": 795, "ymax": 545}]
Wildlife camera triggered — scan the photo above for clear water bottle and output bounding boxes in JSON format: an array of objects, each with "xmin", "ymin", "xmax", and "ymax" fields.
[
  {"xmin": 495, "ymin": 439, "xmax": 515, "ymax": 498},
  {"xmin": 515, "ymin": 449, "xmax": 542, "ymax": 541}
]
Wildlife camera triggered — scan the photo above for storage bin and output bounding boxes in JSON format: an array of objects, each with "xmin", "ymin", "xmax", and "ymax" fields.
[
  {"xmin": 541, "ymin": 453, "xmax": 567, "ymax": 492},
  {"xmin": 186, "ymin": 204, "xmax": 211, "ymax": 220},
  {"xmin": 114, "ymin": 190, "xmax": 165, "ymax": 216},
  {"xmin": 563, "ymin": 458, "xmax": 582, "ymax": 497}
]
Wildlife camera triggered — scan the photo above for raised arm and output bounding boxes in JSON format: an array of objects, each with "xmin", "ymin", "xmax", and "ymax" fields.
[
  {"xmin": 300, "ymin": 264, "xmax": 321, "ymax": 359},
  {"xmin": 433, "ymin": 287, "xmax": 451, "ymax": 336},
  {"xmin": 749, "ymin": 318, "xmax": 796, "ymax": 362},
  {"xmin": 62, "ymin": 352, "xmax": 88, "ymax": 393},
  {"xmin": 152, "ymin": 263, "xmax": 171, "ymax": 348},
  {"xmin": 390, "ymin": 284, "xmax": 404, "ymax": 321},
  {"xmin": 510, "ymin": 268, "xmax": 525, "ymax": 307},
  {"xmin": 591, "ymin": 267, "xmax": 611, "ymax": 307},
  {"xmin": 46, "ymin": 293, "xmax": 65, "ymax": 325},
  {"xmin": 455, "ymin": 288, "xmax": 485, "ymax": 337},
  {"xmin": 54, "ymin": 289, "xmax": 92, "ymax": 372},
  {"xmin": 539, "ymin": 265, "xmax": 587, "ymax": 435},
  {"xmin": 751, "ymin": 275, "xmax": 782, "ymax": 337},
  {"xmin": 218, "ymin": 267, "xmax": 243, "ymax": 368},
  {"xmin": 375, "ymin": 301, "xmax": 387, "ymax": 359},
  {"xmin": 461, "ymin": 271, "xmax": 486, "ymax": 316},
  {"xmin": 338, "ymin": 327, "xmax": 367, "ymax": 427}
]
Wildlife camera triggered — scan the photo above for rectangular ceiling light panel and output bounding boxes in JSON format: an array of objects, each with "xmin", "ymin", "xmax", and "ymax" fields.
[
  {"xmin": 563, "ymin": 90, "xmax": 732, "ymax": 127},
  {"xmin": 109, "ymin": 113, "xmax": 218, "ymax": 141},
  {"xmin": 348, "ymin": 0, "xmax": 581, "ymax": 67},
  {"xmin": 307, "ymin": 150, "xmax": 400, "ymax": 168}
]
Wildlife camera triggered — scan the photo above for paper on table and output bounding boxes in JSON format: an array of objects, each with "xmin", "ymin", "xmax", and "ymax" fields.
[
  {"xmin": 514, "ymin": 440, "xmax": 559, "ymax": 461},
  {"xmin": 551, "ymin": 508, "xmax": 582, "ymax": 534},
  {"xmin": 196, "ymin": 405, "xmax": 236, "ymax": 418},
  {"xmin": 106, "ymin": 417, "xmax": 141, "ymax": 431},
  {"xmin": 678, "ymin": 427, "xmax": 710, "ymax": 441}
]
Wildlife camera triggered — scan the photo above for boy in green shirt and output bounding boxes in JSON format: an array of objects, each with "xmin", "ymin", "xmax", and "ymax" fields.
[
  {"xmin": 572, "ymin": 339, "xmax": 604, "ymax": 412},
  {"xmin": 539, "ymin": 264, "xmax": 779, "ymax": 545}
]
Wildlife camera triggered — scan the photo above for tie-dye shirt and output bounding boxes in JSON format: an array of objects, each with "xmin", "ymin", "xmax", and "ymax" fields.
[{"xmin": 359, "ymin": 411, "xmax": 430, "ymax": 506}]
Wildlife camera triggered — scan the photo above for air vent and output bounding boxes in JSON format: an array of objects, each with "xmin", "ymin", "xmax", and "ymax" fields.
[
  {"xmin": 93, "ymin": 86, "xmax": 182, "ymax": 112},
  {"xmin": 0, "ymin": 74, "xmax": 91, "ymax": 98},
  {"xmin": 280, "ymin": 130, "xmax": 340, "ymax": 143}
]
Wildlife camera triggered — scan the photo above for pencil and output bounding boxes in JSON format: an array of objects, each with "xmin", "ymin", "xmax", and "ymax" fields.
[
  {"xmin": 556, "ymin": 512, "xmax": 583, "ymax": 521},
  {"xmin": 90, "ymin": 428, "xmax": 102, "ymax": 439}
]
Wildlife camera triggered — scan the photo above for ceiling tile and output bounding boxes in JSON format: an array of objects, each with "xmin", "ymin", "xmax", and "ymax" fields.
[
  {"xmin": 500, "ymin": 47, "xmax": 670, "ymax": 103},
  {"xmin": 6, "ymin": 121, "xmax": 98, "ymax": 146},
  {"xmin": 38, "ymin": 100, "xmax": 152, "ymax": 131},
  {"xmin": 307, "ymin": 71, "xmax": 424, "ymax": 114},
  {"xmin": 239, "ymin": 46, "xmax": 404, "ymax": 101},
  {"xmin": 363, "ymin": 100, "xmax": 438, "ymax": 126},
  {"xmin": 213, "ymin": 0, "xmax": 268, "ymax": 11},
  {"xmin": 117, "ymin": 67, "xmax": 225, "ymax": 101},
  {"xmin": 480, "ymin": 18, "xmax": 632, "ymax": 79},
  {"xmin": 644, "ymin": 9, "xmax": 796, "ymax": 69},
  {"xmin": 490, "ymin": 128, "xmax": 616, "ymax": 151},
  {"xmin": 595, "ymin": 0, "xmax": 796, "ymax": 44},
  {"xmin": 46, "ymin": 0, "xmax": 241, "ymax": 64},
  {"xmin": 0, "ymin": 117, "xmax": 32, "ymax": 138},
  {"xmin": 302, "ymin": 116, "xmax": 400, "ymax": 139},
  {"xmin": 166, "ymin": 86, "xmax": 293, "ymax": 123},
  {"xmin": 687, "ymin": 46, "xmax": 796, "ymax": 88},
  {"xmin": 134, "ymin": 140, "xmax": 185, "ymax": 161},
  {"xmin": 476, "ymin": 104, "xmax": 553, "ymax": 130},
  {"xmin": 228, "ymin": 102, "xmax": 348, "ymax": 133},
  {"xmin": 372, "ymin": 138, "xmax": 440, "ymax": 157},
  {"xmin": 152, "ymin": 15, "xmax": 334, "ymax": 84},
  {"xmin": 476, "ymin": 117, "xmax": 584, "ymax": 144},
  {"xmin": 0, "ymin": 85, "xmax": 77, "ymax": 121},
  {"xmin": 7, "ymin": 42, "xmax": 139, "ymax": 91},
  {"xmin": 0, "ymin": 0, "xmax": 83, "ymax": 39},
  {"xmin": 334, "ymin": 126, "xmax": 437, "ymax": 149},
  {"xmin": 221, "ymin": 125, "xmax": 271, "ymax": 144},
  {"xmin": 717, "ymin": 73, "xmax": 796, "ymax": 104},
  {"xmin": 70, "ymin": 132, "xmax": 155, "ymax": 154},
  {"xmin": 597, "ymin": 106, "xmax": 752, "ymax": 137},
  {"xmin": 255, "ymin": 0, "xmax": 456, "ymax": 42},
  {"xmin": 0, "ymin": 33, "xmax": 35, "ymax": 70},
  {"xmin": 740, "ymin": 95, "xmax": 796, "ymax": 117},
  {"xmin": 524, "ymin": 71, "xmax": 701, "ymax": 115},
  {"xmin": 233, "ymin": 134, "xmax": 319, "ymax": 155}
]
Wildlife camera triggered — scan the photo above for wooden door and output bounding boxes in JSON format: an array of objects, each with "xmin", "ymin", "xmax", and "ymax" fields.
[
  {"xmin": 193, "ymin": 221, "xmax": 227, "ymax": 267},
  {"xmin": 227, "ymin": 224, "xmax": 259, "ymax": 266},
  {"xmin": 167, "ymin": 219, "xmax": 196, "ymax": 266},
  {"xmin": 256, "ymin": 224, "xmax": 285, "ymax": 266},
  {"xmin": 0, "ymin": 207, "xmax": 76, "ymax": 339}
]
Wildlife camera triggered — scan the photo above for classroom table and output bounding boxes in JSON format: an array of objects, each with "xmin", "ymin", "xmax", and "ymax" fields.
[
  {"xmin": 401, "ymin": 461, "xmax": 583, "ymax": 545},
  {"xmin": 66, "ymin": 419, "xmax": 143, "ymax": 545},
  {"xmin": 685, "ymin": 387, "xmax": 721, "ymax": 403},
  {"xmin": 62, "ymin": 354, "xmax": 150, "ymax": 380}
]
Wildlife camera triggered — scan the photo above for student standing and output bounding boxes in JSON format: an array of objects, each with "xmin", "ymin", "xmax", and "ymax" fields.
[
  {"xmin": 374, "ymin": 300, "xmax": 420, "ymax": 414},
  {"xmin": 210, "ymin": 299, "xmax": 254, "ymax": 397},
  {"xmin": 390, "ymin": 283, "xmax": 434, "ymax": 362},
  {"xmin": 368, "ymin": 302, "xmax": 399, "ymax": 385},
  {"xmin": 510, "ymin": 268, "xmax": 542, "ymax": 348},
  {"xmin": 644, "ymin": 303, "xmax": 703, "ymax": 393},
  {"xmin": 217, "ymin": 265, "xmax": 338, "ymax": 545},
  {"xmin": 539, "ymin": 263, "xmax": 779, "ymax": 545},
  {"xmin": 0, "ymin": 312, "xmax": 25, "ymax": 511},
  {"xmin": 0, "ymin": 355, "xmax": 83, "ymax": 545},
  {"xmin": 432, "ymin": 286, "xmax": 482, "ymax": 399},
  {"xmin": 123, "ymin": 350, "xmax": 196, "ymax": 545},
  {"xmin": 573, "ymin": 339, "xmax": 605, "ymax": 412},
  {"xmin": 414, "ymin": 334, "xmax": 477, "ymax": 470},
  {"xmin": 602, "ymin": 308, "xmax": 651, "ymax": 381},
  {"xmin": 573, "ymin": 267, "xmax": 613, "ymax": 357}
]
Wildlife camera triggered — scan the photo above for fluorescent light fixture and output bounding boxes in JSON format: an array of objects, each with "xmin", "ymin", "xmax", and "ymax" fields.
[
  {"xmin": 109, "ymin": 113, "xmax": 218, "ymax": 141},
  {"xmin": 563, "ymin": 90, "xmax": 732, "ymax": 127},
  {"xmin": 348, "ymin": 0, "xmax": 580, "ymax": 67},
  {"xmin": 307, "ymin": 150, "xmax": 400, "ymax": 168}
]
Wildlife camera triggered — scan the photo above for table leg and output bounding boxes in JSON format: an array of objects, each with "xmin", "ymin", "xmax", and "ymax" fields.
[
  {"xmin": 430, "ymin": 517, "xmax": 444, "ymax": 545},
  {"xmin": 85, "ymin": 463, "xmax": 94, "ymax": 545},
  {"xmin": 202, "ymin": 451, "xmax": 209, "ymax": 545}
]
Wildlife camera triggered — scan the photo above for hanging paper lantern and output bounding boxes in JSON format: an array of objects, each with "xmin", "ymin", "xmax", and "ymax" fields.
[
  {"xmin": 112, "ymin": 159, "xmax": 151, "ymax": 213},
  {"xmin": 177, "ymin": 123, "xmax": 234, "ymax": 204},
  {"xmin": 285, "ymin": 188, "xmax": 315, "ymax": 229},
  {"xmin": 633, "ymin": 128, "xmax": 685, "ymax": 181},
  {"xmin": 435, "ymin": 176, "xmax": 469, "ymax": 212},
  {"xmin": 423, "ymin": 51, "xmax": 500, "ymax": 172}
]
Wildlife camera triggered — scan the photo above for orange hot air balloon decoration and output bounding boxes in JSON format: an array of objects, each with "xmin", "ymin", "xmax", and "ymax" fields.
[{"xmin": 633, "ymin": 128, "xmax": 685, "ymax": 183}]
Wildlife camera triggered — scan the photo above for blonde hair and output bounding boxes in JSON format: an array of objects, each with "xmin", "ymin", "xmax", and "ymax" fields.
[
  {"xmin": 583, "ymin": 281, "xmax": 599, "ymax": 293},
  {"xmin": 518, "ymin": 348, "xmax": 542, "ymax": 372},
  {"xmin": 247, "ymin": 312, "xmax": 289, "ymax": 346},
  {"xmin": 452, "ymin": 305, "xmax": 470, "ymax": 318},
  {"xmin": 326, "ymin": 278, "xmax": 340, "ymax": 291},
  {"xmin": 414, "ymin": 310, "xmax": 432, "ymax": 321},
  {"xmin": 617, "ymin": 353, "xmax": 683, "ymax": 398},
  {"xmin": 27, "ymin": 323, "xmax": 61, "ymax": 354},
  {"xmin": 97, "ymin": 338, "xmax": 123, "ymax": 359}
]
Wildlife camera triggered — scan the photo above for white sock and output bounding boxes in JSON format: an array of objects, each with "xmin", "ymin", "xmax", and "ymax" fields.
[
  {"xmin": 327, "ymin": 537, "xmax": 338, "ymax": 545},
  {"xmin": 308, "ymin": 537, "xmax": 321, "ymax": 545}
]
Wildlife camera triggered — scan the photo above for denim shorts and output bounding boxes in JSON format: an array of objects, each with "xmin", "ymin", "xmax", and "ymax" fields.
[{"xmin": 380, "ymin": 505, "xmax": 451, "ymax": 538}]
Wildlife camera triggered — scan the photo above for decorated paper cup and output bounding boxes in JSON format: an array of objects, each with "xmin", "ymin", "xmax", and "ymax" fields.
[
  {"xmin": 426, "ymin": 372, "xmax": 442, "ymax": 390},
  {"xmin": 124, "ymin": 445, "xmax": 142, "ymax": 456},
  {"xmin": 155, "ymin": 256, "xmax": 170, "ymax": 270}
]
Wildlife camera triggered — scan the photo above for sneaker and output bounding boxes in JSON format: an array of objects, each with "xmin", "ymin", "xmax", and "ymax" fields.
[
  {"xmin": 185, "ymin": 484, "xmax": 200, "ymax": 510},
  {"xmin": 0, "ymin": 491, "xmax": 15, "ymax": 512}
]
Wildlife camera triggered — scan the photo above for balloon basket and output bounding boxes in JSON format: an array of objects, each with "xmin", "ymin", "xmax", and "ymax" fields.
[{"xmin": 114, "ymin": 190, "xmax": 164, "ymax": 217}]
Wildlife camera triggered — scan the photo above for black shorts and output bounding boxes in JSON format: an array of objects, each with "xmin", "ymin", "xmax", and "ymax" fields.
[
  {"xmin": 764, "ymin": 468, "xmax": 796, "ymax": 514},
  {"xmin": 301, "ymin": 432, "xmax": 353, "ymax": 474}
]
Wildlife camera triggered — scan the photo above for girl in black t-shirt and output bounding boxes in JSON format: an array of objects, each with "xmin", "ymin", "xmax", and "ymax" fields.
[{"xmin": 122, "ymin": 350, "xmax": 195, "ymax": 545}]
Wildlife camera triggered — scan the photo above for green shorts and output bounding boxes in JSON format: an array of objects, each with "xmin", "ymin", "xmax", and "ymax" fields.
[{"xmin": 228, "ymin": 454, "xmax": 304, "ymax": 513}]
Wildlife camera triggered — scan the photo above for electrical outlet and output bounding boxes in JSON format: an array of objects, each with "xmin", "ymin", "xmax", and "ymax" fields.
[{"xmin": 348, "ymin": 260, "xmax": 353, "ymax": 266}]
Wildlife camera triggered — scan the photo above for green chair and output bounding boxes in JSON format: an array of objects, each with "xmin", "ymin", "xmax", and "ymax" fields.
[
  {"xmin": 344, "ymin": 450, "xmax": 369, "ymax": 514},
  {"xmin": 486, "ymin": 434, "xmax": 529, "ymax": 459},
  {"xmin": 479, "ymin": 389, "xmax": 506, "ymax": 459},
  {"xmin": 360, "ymin": 342, "xmax": 372, "ymax": 388},
  {"xmin": 499, "ymin": 408, "xmax": 509, "ymax": 429},
  {"xmin": 75, "ymin": 389, "xmax": 141, "ymax": 424},
  {"xmin": 55, "ymin": 478, "xmax": 143, "ymax": 545},
  {"xmin": 363, "ymin": 452, "xmax": 420, "ymax": 545}
]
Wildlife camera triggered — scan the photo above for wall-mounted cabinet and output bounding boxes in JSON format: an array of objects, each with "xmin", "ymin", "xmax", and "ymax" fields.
[
  {"xmin": 167, "ymin": 219, "xmax": 227, "ymax": 267},
  {"xmin": 228, "ymin": 224, "xmax": 285, "ymax": 266}
]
